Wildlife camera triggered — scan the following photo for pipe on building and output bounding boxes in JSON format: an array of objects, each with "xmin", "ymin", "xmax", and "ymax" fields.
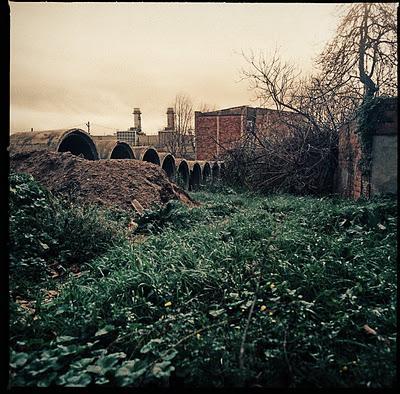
[
  {"xmin": 176, "ymin": 159, "xmax": 190, "ymax": 190},
  {"xmin": 188, "ymin": 161, "xmax": 202, "ymax": 191},
  {"xmin": 9, "ymin": 128, "xmax": 99, "ymax": 160},
  {"xmin": 93, "ymin": 137, "xmax": 135, "ymax": 159},
  {"xmin": 133, "ymin": 146, "xmax": 161, "ymax": 166},
  {"xmin": 159, "ymin": 152, "xmax": 176, "ymax": 181}
]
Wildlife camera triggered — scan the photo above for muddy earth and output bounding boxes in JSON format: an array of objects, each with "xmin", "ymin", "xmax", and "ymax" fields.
[{"xmin": 10, "ymin": 149, "xmax": 196, "ymax": 212}]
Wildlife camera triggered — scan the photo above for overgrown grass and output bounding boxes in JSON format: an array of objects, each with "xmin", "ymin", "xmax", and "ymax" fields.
[
  {"xmin": 9, "ymin": 175, "xmax": 397, "ymax": 388},
  {"xmin": 9, "ymin": 172, "xmax": 127, "ymax": 297}
]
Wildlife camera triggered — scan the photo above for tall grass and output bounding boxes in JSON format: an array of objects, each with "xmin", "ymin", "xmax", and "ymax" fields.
[{"xmin": 9, "ymin": 175, "xmax": 397, "ymax": 387}]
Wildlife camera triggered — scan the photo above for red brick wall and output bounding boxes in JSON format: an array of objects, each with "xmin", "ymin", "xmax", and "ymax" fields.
[
  {"xmin": 337, "ymin": 123, "xmax": 365, "ymax": 199},
  {"xmin": 254, "ymin": 110, "xmax": 299, "ymax": 139},
  {"xmin": 195, "ymin": 115, "xmax": 218, "ymax": 161},
  {"xmin": 195, "ymin": 114, "xmax": 244, "ymax": 160},
  {"xmin": 218, "ymin": 115, "xmax": 243, "ymax": 154},
  {"xmin": 336, "ymin": 98, "xmax": 398, "ymax": 199}
]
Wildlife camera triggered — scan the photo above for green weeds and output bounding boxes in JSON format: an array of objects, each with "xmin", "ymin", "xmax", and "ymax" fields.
[
  {"xmin": 9, "ymin": 175, "xmax": 397, "ymax": 387},
  {"xmin": 9, "ymin": 172, "xmax": 125, "ymax": 297}
]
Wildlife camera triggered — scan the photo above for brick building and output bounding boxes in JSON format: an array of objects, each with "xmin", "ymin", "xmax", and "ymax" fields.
[{"xmin": 194, "ymin": 105, "xmax": 298, "ymax": 161}]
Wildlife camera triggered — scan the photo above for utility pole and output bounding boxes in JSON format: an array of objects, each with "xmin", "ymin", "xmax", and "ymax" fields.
[{"xmin": 86, "ymin": 121, "xmax": 90, "ymax": 134}]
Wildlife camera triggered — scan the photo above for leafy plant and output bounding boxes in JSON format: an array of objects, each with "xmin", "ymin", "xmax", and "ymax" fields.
[
  {"xmin": 9, "ymin": 186, "xmax": 397, "ymax": 388},
  {"xmin": 9, "ymin": 172, "xmax": 124, "ymax": 296}
]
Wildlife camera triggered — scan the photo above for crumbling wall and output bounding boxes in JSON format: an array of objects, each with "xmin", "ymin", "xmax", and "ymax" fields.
[{"xmin": 336, "ymin": 98, "xmax": 397, "ymax": 198}]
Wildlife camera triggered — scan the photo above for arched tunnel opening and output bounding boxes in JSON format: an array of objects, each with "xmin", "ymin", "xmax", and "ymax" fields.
[
  {"xmin": 110, "ymin": 143, "xmax": 134, "ymax": 159},
  {"xmin": 212, "ymin": 162, "xmax": 220, "ymax": 183},
  {"xmin": 161, "ymin": 155, "xmax": 176, "ymax": 181},
  {"xmin": 220, "ymin": 162, "xmax": 226, "ymax": 179},
  {"xmin": 189, "ymin": 163, "xmax": 202, "ymax": 191},
  {"xmin": 57, "ymin": 131, "xmax": 98, "ymax": 160},
  {"xmin": 220, "ymin": 163, "xmax": 226, "ymax": 178},
  {"xmin": 177, "ymin": 161, "xmax": 189, "ymax": 190},
  {"xmin": 202, "ymin": 162, "xmax": 211, "ymax": 185},
  {"xmin": 142, "ymin": 148, "xmax": 161, "ymax": 165}
]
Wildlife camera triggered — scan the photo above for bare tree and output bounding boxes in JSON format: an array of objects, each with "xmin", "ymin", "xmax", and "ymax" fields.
[
  {"xmin": 317, "ymin": 2, "xmax": 397, "ymax": 100},
  {"xmin": 198, "ymin": 102, "xmax": 217, "ymax": 113},
  {"xmin": 164, "ymin": 94, "xmax": 195, "ymax": 158},
  {"xmin": 223, "ymin": 3, "xmax": 397, "ymax": 194},
  {"xmin": 232, "ymin": 51, "xmax": 339, "ymax": 193}
]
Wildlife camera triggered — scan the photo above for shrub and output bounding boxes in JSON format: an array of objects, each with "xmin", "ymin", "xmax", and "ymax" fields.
[{"xmin": 9, "ymin": 172, "xmax": 123, "ymax": 296}]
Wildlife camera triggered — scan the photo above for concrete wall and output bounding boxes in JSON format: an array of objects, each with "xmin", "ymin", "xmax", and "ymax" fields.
[
  {"xmin": 136, "ymin": 134, "xmax": 159, "ymax": 146},
  {"xmin": 370, "ymin": 134, "xmax": 397, "ymax": 196}
]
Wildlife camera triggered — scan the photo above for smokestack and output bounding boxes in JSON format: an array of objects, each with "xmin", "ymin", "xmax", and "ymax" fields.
[
  {"xmin": 167, "ymin": 107, "xmax": 175, "ymax": 130},
  {"xmin": 133, "ymin": 108, "xmax": 141, "ymax": 130}
]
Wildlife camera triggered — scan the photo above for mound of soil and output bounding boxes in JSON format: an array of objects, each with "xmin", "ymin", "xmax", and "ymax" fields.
[{"xmin": 10, "ymin": 149, "xmax": 196, "ymax": 212}]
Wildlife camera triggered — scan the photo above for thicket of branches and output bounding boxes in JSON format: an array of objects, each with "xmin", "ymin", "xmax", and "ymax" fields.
[
  {"xmin": 223, "ymin": 3, "xmax": 397, "ymax": 195},
  {"xmin": 224, "ymin": 117, "xmax": 337, "ymax": 195}
]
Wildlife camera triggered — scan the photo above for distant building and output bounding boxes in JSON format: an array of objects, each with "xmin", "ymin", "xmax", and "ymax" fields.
[
  {"xmin": 116, "ymin": 128, "xmax": 140, "ymax": 146},
  {"xmin": 116, "ymin": 108, "xmax": 144, "ymax": 145},
  {"xmin": 194, "ymin": 105, "xmax": 299, "ymax": 161},
  {"xmin": 114, "ymin": 107, "xmax": 195, "ymax": 159}
]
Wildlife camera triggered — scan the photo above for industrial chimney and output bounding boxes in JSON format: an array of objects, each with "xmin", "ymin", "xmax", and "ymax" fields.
[
  {"xmin": 166, "ymin": 107, "xmax": 175, "ymax": 130},
  {"xmin": 133, "ymin": 108, "xmax": 141, "ymax": 131}
]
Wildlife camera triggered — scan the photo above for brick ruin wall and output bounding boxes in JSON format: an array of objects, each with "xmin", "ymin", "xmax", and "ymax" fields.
[
  {"xmin": 335, "ymin": 99, "xmax": 397, "ymax": 198},
  {"xmin": 336, "ymin": 123, "xmax": 365, "ymax": 198}
]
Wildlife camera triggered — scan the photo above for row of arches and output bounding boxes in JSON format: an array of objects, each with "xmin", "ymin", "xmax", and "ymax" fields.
[
  {"xmin": 10, "ymin": 128, "xmax": 225, "ymax": 191},
  {"xmin": 102, "ymin": 144, "xmax": 224, "ymax": 190},
  {"xmin": 134, "ymin": 148, "xmax": 224, "ymax": 191}
]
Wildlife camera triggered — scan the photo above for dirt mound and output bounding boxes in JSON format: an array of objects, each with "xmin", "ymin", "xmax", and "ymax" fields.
[{"xmin": 10, "ymin": 149, "xmax": 196, "ymax": 212}]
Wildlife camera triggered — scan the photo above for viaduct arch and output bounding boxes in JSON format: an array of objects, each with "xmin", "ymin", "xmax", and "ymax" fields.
[
  {"xmin": 10, "ymin": 130, "xmax": 224, "ymax": 191},
  {"xmin": 176, "ymin": 159, "xmax": 190, "ymax": 190},
  {"xmin": 188, "ymin": 161, "xmax": 202, "ymax": 191},
  {"xmin": 159, "ymin": 152, "xmax": 176, "ymax": 181},
  {"xmin": 10, "ymin": 129, "xmax": 99, "ymax": 160},
  {"xmin": 93, "ymin": 137, "xmax": 135, "ymax": 159}
]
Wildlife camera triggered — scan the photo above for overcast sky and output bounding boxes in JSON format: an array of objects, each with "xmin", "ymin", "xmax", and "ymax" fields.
[{"xmin": 10, "ymin": 2, "xmax": 341, "ymax": 135}]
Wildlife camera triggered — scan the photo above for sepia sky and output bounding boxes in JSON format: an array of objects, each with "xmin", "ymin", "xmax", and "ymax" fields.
[{"xmin": 10, "ymin": 2, "xmax": 342, "ymax": 135}]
